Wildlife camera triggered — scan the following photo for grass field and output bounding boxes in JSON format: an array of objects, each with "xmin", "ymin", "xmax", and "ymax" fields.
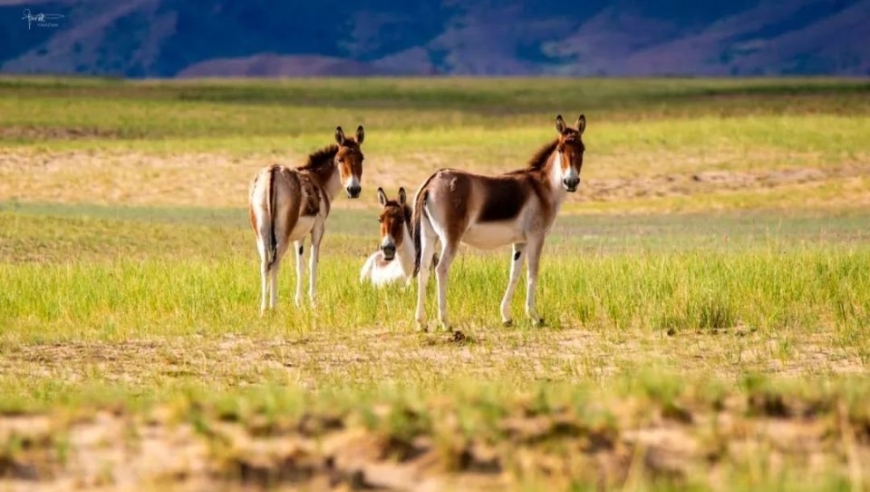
[{"xmin": 1, "ymin": 76, "xmax": 869, "ymax": 491}]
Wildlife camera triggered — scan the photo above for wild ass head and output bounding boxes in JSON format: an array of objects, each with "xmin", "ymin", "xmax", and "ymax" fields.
[
  {"xmin": 376, "ymin": 187, "xmax": 410, "ymax": 262},
  {"xmin": 554, "ymin": 114, "xmax": 586, "ymax": 193},
  {"xmin": 334, "ymin": 125, "xmax": 365, "ymax": 198}
]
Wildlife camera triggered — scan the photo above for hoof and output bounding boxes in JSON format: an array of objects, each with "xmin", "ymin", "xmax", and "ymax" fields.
[
  {"xmin": 531, "ymin": 317, "xmax": 545, "ymax": 327},
  {"xmin": 502, "ymin": 319, "xmax": 513, "ymax": 327}
]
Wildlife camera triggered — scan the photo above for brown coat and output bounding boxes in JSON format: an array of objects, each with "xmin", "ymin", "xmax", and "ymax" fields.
[
  {"xmin": 412, "ymin": 115, "xmax": 587, "ymax": 328},
  {"xmin": 249, "ymin": 126, "xmax": 365, "ymax": 313}
]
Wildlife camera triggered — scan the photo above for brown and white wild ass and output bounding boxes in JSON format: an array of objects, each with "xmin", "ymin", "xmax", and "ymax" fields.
[
  {"xmin": 412, "ymin": 114, "xmax": 586, "ymax": 329},
  {"xmin": 359, "ymin": 187, "xmax": 415, "ymax": 287},
  {"xmin": 249, "ymin": 125, "xmax": 365, "ymax": 314}
]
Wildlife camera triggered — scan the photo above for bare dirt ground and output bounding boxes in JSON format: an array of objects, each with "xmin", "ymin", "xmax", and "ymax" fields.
[
  {"xmin": 0, "ymin": 149, "xmax": 425, "ymax": 210},
  {"xmin": 1, "ymin": 328, "xmax": 865, "ymax": 392},
  {"xmin": 1, "ymin": 329, "xmax": 867, "ymax": 489},
  {"xmin": 2, "ymin": 149, "xmax": 868, "ymax": 211},
  {"xmin": 579, "ymin": 166, "xmax": 861, "ymax": 201},
  {"xmin": 2, "ymin": 384, "xmax": 868, "ymax": 491}
]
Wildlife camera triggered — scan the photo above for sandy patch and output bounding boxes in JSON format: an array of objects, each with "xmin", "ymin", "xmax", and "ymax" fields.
[{"xmin": 2, "ymin": 148, "xmax": 867, "ymax": 210}]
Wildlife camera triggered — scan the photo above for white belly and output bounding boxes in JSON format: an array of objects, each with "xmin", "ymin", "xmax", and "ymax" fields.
[
  {"xmin": 462, "ymin": 221, "xmax": 523, "ymax": 250},
  {"xmin": 287, "ymin": 216, "xmax": 316, "ymax": 241},
  {"xmin": 370, "ymin": 260, "xmax": 408, "ymax": 286},
  {"xmin": 360, "ymin": 251, "xmax": 411, "ymax": 287}
]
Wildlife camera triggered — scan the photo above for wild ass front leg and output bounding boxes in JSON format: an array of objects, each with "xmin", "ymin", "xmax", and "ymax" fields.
[
  {"xmin": 308, "ymin": 221, "xmax": 325, "ymax": 307},
  {"xmin": 524, "ymin": 238, "xmax": 545, "ymax": 326},
  {"xmin": 500, "ymin": 242, "xmax": 526, "ymax": 326},
  {"xmin": 294, "ymin": 239, "xmax": 306, "ymax": 307}
]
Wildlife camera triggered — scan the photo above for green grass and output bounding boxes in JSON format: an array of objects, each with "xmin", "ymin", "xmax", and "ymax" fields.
[
  {"xmin": 2, "ymin": 206, "xmax": 868, "ymax": 393},
  {"xmin": 2, "ymin": 211, "xmax": 869, "ymax": 492},
  {"xmin": 1, "ymin": 76, "xmax": 870, "ymax": 490},
  {"xmin": 2, "ymin": 76, "xmax": 868, "ymax": 216},
  {"xmin": 3, "ymin": 242, "xmax": 867, "ymax": 341},
  {"xmin": 2, "ymin": 76, "xmax": 868, "ymax": 148}
]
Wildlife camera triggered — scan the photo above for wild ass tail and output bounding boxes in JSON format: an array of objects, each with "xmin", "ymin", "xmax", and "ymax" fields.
[
  {"xmin": 265, "ymin": 165, "xmax": 279, "ymax": 270},
  {"xmin": 412, "ymin": 189, "xmax": 427, "ymax": 278}
]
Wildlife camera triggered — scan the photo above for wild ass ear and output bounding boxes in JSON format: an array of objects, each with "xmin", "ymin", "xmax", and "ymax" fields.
[
  {"xmin": 335, "ymin": 126, "xmax": 346, "ymax": 145},
  {"xmin": 377, "ymin": 187, "xmax": 388, "ymax": 207},
  {"xmin": 576, "ymin": 114, "xmax": 586, "ymax": 135},
  {"xmin": 555, "ymin": 114, "xmax": 567, "ymax": 134},
  {"xmin": 398, "ymin": 187, "xmax": 407, "ymax": 205},
  {"xmin": 356, "ymin": 125, "xmax": 365, "ymax": 145}
]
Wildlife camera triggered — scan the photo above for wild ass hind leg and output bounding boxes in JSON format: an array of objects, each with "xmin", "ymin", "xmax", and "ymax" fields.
[
  {"xmin": 524, "ymin": 237, "xmax": 545, "ymax": 326},
  {"xmin": 294, "ymin": 239, "xmax": 306, "ymax": 307},
  {"xmin": 254, "ymin": 215, "xmax": 275, "ymax": 315},
  {"xmin": 434, "ymin": 239, "xmax": 458, "ymax": 332},
  {"xmin": 500, "ymin": 242, "xmax": 527, "ymax": 327},
  {"xmin": 415, "ymin": 224, "xmax": 438, "ymax": 329},
  {"xmin": 268, "ymin": 240, "xmax": 290, "ymax": 312},
  {"xmin": 268, "ymin": 260, "xmax": 280, "ymax": 310},
  {"xmin": 308, "ymin": 220, "xmax": 325, "ymax": 307},
  {"xmin": 258, "ymin": 240, "xmax": 270, "ymax": 315}
]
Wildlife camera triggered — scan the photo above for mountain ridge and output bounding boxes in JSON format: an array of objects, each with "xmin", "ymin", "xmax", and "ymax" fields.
[{"xmin": 2, "ymin": 0, "xmax": 867, "ymax": 77}]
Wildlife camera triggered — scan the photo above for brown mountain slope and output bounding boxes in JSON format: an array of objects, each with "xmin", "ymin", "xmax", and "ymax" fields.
[
  {"xmin": 590, "ymin": 0, "xmax": 870, "ymax": 75},
  {"xmin": 1, "ymin": 0, "xmax": 867, "ymax": 76},
  {"xmin": 176, "ymin": 54, "xmax": 395, "ymax": 77}
]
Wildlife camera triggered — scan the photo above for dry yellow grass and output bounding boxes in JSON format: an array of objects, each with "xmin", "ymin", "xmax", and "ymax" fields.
[
  {"xmin": 0, "ymin": 328, "xmax": 865, "ymax": 397},
  {"xmin": 3, "ymin": 147, "xmax": 869, "ymax": 214}
]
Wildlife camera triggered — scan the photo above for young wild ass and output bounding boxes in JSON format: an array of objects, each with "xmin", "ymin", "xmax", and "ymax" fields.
[
  {"xmin": 359, "ymin": 187, "xmax": 415, "ymax": 287},
  {"xmin": 249, "ymin": 125, "xmax": 365, "ymax": 314},
  {"xmin": 412, "ymin": 114, "xmax": 587, "ymax": 329}
]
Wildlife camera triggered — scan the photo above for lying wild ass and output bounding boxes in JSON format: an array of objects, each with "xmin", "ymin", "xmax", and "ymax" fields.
[
  {"xmin": 249, "ymin": 125, "xmax": 365, "ymax": 313},
  {"xmin": 359, "ymin": 187, "xmax": 415, "ymax": 287},
  {"xmin": 412, "ymin": 114, "xmax": 587, "ymax": 328}
]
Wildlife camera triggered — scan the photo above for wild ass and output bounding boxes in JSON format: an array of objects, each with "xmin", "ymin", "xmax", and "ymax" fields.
[
  {"xmin": 249, "ymin": 125, "xmax": 365, "ymax": 314},
  {"xmin": 359, "ymin": 187, "xmax": 415, "ymax": 287},
  {"xmin": 412, "ymin": 114, "xmax": 586, "ymax": 329}
]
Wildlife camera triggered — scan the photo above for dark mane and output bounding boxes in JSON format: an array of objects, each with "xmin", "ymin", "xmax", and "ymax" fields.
[
  {"xmin": 527, "ymin": 139, "xmax": 559, "ymax": 170},
  {"xmin": 402, "ymin": 203, "xmax": 413, "ymax": 228},
  {"xmin": 506, "ymin": 139, "xmax": 558, "ymax": 175},
  {"xmin": 297, "ymin": 145, "xmax": 338, "ymax": 171}
]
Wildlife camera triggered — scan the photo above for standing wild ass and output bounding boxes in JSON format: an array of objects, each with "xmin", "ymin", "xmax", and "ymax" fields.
[
  {"xmin": 412, "ymin": 114, "xmax": 586, "ymax": 329},
  {"xmin": 359, "ymin": 187, "xmax": 415, "ymax": 287},
  {"xmin": 249, "ymin": 125, "xmax": 365, "ymax": 314}
]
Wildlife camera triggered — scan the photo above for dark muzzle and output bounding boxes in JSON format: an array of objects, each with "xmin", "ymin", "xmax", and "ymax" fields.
[
  {"xmin": 563, "ymin": 176, "xmax": 579, "ymax": 192},
  {"xmin": 381, "ymin": 243, "xmax": 396, "ymax": 261}
]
